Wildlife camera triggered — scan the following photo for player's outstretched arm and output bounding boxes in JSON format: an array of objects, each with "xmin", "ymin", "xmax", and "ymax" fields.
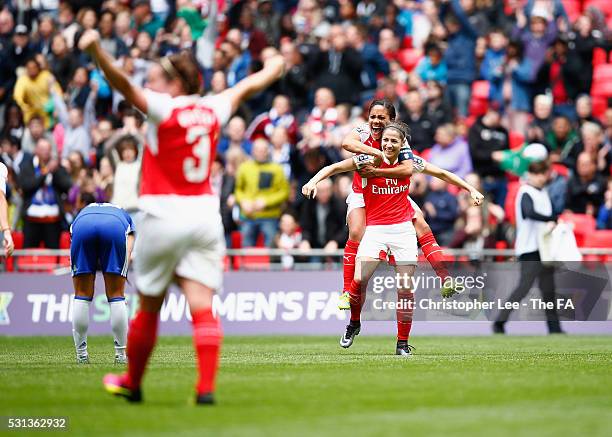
[
  {"xmin": 79, "ymin": 30, "xmax": 148, "ymax": 114},
  {"xmin": 342, "ymin": 130, "xmax": 384, "ymax": 158},
  {"xmin": 221, "ymin": 48, "xmax": 285, "ymax": 115},
  {"xmin": 302, "ymin": 158, "xmax": 356, "ymax": 199},
  {"xmin": 423, "ymin": 162, "xmax": 484, "ymax": 206},
  {"xmin": 0, "ymin": 164, "xmax": 13, "ymax": 256}
]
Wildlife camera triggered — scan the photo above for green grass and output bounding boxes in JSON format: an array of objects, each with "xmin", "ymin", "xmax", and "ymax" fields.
[{"xmin": 1, "ymin": 335, "xmax": 611, "ymax": 437}]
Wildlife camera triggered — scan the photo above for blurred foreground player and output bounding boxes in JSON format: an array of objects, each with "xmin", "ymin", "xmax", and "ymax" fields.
[
  {"xmin": 70, "ymin": 195, "xmax": 135, "ymax": 364},
  {"xmin": 78, "ymin": 30, "xmax": 285, "ymax": 404},
  {"xmin": 0, "ymin": 162, "xmax": 14, "ymax": 257}
]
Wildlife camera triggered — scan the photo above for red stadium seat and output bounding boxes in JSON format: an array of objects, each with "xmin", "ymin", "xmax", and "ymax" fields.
[
  {"xmin": 504, "ymin": 181, "xmax": 521, "ymax": 225},
  {"xmin": 591, "ymin": 64, "xmax": 612, "ymax": 98},
  {"xmin": 592, "ymin": 96, "xmax": 608, "ymax": 118},
  {"xmin": 559, "ymin": 213, "xmax": 596, "ymax": 246},
  {"xmin": 592, "ymin": 48, "xmax": 608, "ymax": 67},
  {"xmin": 4, "ymin": 231, "xmax": 24, "ymax": 272},
  {"xmin": 562, "ymin": 0, "xmax": 581, "ymax": 22},
  {"xmin": 585, "ymin": 0, "xmax": 612, "ymax": 17},
  {"xmin": 509, "ymin": 131, "xmax": 525, "ymax": 150},
  {"xmin": 582, "ymin": 230, "xmax": 612, "ymax": 262},
  {"xmin": 59, "ymin": 231, "xmax": 71, "ymax": 267},
  {"xmin": 230, "ymin": 231, "xmax": 242, "ymax": 249},
  {"xmin": 398, "ymin": 48, "xmax": 422, "ymax": 72},
  {"xmin": 16, "ymin": 249, "xmax": 58, "ymax": 273},
  {"xmin": 233, "ymin": 248, "xmax": 270, "ymax": 271},
  {"xmin": 551, "ymin": 163, "xmax": 569, "ymax": 178}
]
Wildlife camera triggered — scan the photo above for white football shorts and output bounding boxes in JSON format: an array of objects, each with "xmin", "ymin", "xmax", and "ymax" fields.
[
  {"xmin": 134, "ymin": 211, "xmax": 225, "ymax": 296},
  {"xmin": 357, "ymin": 221, "xmax": 418, "ymax": 265}
]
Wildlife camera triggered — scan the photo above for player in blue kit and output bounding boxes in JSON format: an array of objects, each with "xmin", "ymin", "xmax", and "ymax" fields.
[{"xmin": 70, "ymin": 194, "xmax": 136, "ymax": 364}]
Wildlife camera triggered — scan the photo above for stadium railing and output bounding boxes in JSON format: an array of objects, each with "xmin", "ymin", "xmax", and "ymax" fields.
[{"xmin": 2, "ymin": 248, "xmax": 612, "ymax": 273}]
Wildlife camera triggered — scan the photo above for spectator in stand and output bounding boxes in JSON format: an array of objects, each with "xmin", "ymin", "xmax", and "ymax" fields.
[
  {"xmin": 441, "ymin": 0, "xmax": 480, "ymax": 118},
  {"xmin": 565, "ymin": 152, "xmax": 606, "ymax": 216},
  {"xmin": 400, "ymin": 89, "xmax": 436, "ymax": 153},
  {"xmin": 451, "ymin": 172, "xmax": 505, "ymax": 250},
  {"xmin": 255, "ymin": 0, "xmax": 282, "ymax": 46},
  {"xmin": 67, "ymin": 168, "xmax": 107, "ymax": 215},
  {"xmin": 132, "ymin": 0, "xmax": 164, "ymax": 39},
  {"xmin": 218, "ymin": 116, "xmax": 253, "ymax": 157},
  {"xmin": 274, "ymin": 212, "xmax": 303, "ymax": 270},
  {"xmin": 298, "ymin": 178, "xmax": 347, "ymax": 252},
  {"xmin": 480, "ymin": 28, "xmax": 507, "ymax": 110},
  {"xmin": 346, "ymin": 23, "xmax": 390, "ymax": 102},
  {"xmin": 17, "ymin": 138, "xmax": 71, "ymax": 249},
  {"xmin": 107, "ymin": 134, "xmax": 142, "ymax": 217},
  {"xmin": 278, "ymin": 40, "xmax": 309, "ymax": 117},
  {"xmin": 526, "ymin": 94, "xmax": 553, "ymax": 145},
  {"xmin": 246, "ymin": 94, "xmax": 298, "ymax": 143},
  {"xmin": 563, "ymin": 122, "xmax": 610, "ymax": 174},
  {"xmin": 49, "ymin": 34, "xmax": 79, "ymax": 92},
  {"xmin": 575, "ymin": 94, "xmax": 601, "ymax": 128},
  {"xmin": 21, "ymin": 115, "xmax": 57, "ymax": 156},
  {"xmin": 1, "ymin": 103, "xmax": 24, "ymax": 140},
  {"xmin": 509, "ymin": 7, "xmax": 557, "ymax": 132},
  {"xmin": 596, "ymin": 180, "xmax": 612, "ymax": 230},
  {"xmin": 563, "ymin": 14, "xmax": 606, "ymax": 102},
  {"xmin": 234, "ymin": 138, "xmax": 290, "ymax": 247},
  {"xmin": 50, "ymin": 78, "xmax": 97, "ymax": 162},
  {"xmin": 468, "ymin": 105, "xmax": 509, "ymax": 205},
  {"xmin": 99, "ymin": 9, "xmax": 129, "ymax": 60},
  {"xmin": 5, "ymin": 24, "xmax": 35, "ymax": 70},
  {"xmin": 13, "ymin": 57, "xmax": 62, "ymax": 129},
  {"xmin": 423, "ymin": 178, "xmax": 458, "ymax": 246},
  {"xmin": 424, "ymin": 80, "xmax": 453, "ymax": 127},
  {"xmin": 378, "ymin": 27, "xmax": 400, "ymax": 61},
  {"xmin": 429, "ymin": 123, "xmax": 473, "ymax": 179},
  {"xmin": 220, "ymin": 148, "xmax": 248, "ymax": 247},
  {"xmin": 269, "ymin": 126, "xmax": 293, "ymax": 180},
  {"xmin": 547, "ymin": 115, "xmax": 579, "ymax": 163},
  {"xmin": 32, "ymin": 15, "xmax": 55, "ymax": 57},
  {"xmin": 222, "ymin": 30, "xmax": 252, "ymax": 87},
  {"xmin": 305, "ymin": 87, "xmax": 338, "ymax": 147},
  {"xmin": 543, "ymin": 37, "xmax": 573, "ymax": 118},
  {"xmin": 310, "ymin": 24, "xmax": 363, "ymax": 105},
  {"xmin": 415, "ymin": 44, "xmax": 448, "ymax": 85}
]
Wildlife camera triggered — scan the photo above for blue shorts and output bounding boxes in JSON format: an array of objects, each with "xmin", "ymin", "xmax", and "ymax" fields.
[{"xmin": 70, "ymin": 213, "xmax": 130, "ymax": 277}]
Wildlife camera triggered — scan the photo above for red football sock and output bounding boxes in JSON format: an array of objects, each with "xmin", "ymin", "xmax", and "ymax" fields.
[
  {"xmin": 349, "ymin": 279, "xmax": 363, "ymax": 322},
  {"xmin": 343, "ymin": 240, "xmax": 360, "ymax": 292},
  {"xmin": 418, "ymin": 231, "xmax": 449, "ymax": 280},
  {"xmin": 396, "ymin": 292, "xmax": 414, "ymax": 341},
  {"xmin": 125, "ymin": 310, "xmax": 159, "ymax": 389},
  {"xmin": 192, "ymin": 308, "xmax": 223, "ymax": 395}
]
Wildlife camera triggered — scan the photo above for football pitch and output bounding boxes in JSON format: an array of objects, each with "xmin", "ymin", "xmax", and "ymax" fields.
[{"xmin": 1, "ymin": 335, "xmax": 611, "ymax": 437}]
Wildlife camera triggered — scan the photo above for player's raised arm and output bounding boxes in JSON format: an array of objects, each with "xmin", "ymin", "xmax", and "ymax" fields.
[
  {"xmin": 220, "ymin": 48, "xmax": 285, "ymax": 115},
  {"xmin": 302, "ymin": 158, "xmax": 356, "ymax": 199},
  {"xmin": 79, "ymin": 30, "xmax": 148, "ymax": 115},
  {"xmin": 422, "ymin": 161, "xmax": 484, "ymax": 206}
]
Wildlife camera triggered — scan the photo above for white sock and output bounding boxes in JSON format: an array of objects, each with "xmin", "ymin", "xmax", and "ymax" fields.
[
  {"xmin": 72, "ymin": 298, "xmax": 91, "ymax": 358},
  {"xmin": 109, "ymin": 298, "xmax": 128, "ymax": 357}
]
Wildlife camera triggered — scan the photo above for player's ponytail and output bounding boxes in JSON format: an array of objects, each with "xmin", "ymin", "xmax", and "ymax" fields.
[{"xmin": 384, "ymin": 121, "xmax": 411, "ymax": 142}]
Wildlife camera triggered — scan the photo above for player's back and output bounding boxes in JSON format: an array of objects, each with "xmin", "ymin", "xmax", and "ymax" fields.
[
  {"xmin": 363, "ymin": 162, "xmax": 414, "ymax": 226},
  {"xmin": 72, "ymin": 203, "xmax": 134, "ymax": 232},
  {"xmin": 139, "ymin": 91, "xmax": 232, "ymax": 218}
]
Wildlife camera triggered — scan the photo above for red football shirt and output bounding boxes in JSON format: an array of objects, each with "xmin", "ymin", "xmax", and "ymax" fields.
[{"xmin": 362, "ymin": 161, "xmax": 414, "ymax": 226}]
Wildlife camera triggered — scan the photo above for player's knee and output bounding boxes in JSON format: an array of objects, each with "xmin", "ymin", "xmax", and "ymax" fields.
[{"xmin": 138, "ymin": 293, "xmax": 165, "ymax": 312}]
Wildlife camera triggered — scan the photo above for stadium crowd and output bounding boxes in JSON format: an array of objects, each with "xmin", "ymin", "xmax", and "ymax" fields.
[{"xmin": 1, "ymin": 0, "xmax": 612, "ymax": 258}]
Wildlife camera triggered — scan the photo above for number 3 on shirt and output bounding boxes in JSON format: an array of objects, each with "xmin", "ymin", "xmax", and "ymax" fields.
[{"xmin": 183, "ymin": 126, "xmax": 210, "ymax": 183}]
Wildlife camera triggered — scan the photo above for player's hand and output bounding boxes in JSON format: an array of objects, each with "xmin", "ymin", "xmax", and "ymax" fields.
[
  {"xmin": 3, "ymin": 229, "xmax": 14, "ymax": 257},
  {"xmin": 470, "ymin": 190, "xmax": 484, "ymax": 206},
  {"xmin": 357, "ymin": 164, "xmax": 378, "ymax": 178},
  {"xmin": 302, "ymin": 181, "xmax": 317, "ymax": 199},
  {"xmin": 78, "ymin": 29, "xmax": 100, "ymax": 53}
]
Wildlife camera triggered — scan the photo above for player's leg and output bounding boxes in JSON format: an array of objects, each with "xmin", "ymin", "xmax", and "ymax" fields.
[
  {"xmin": 103, "ymin": 274, "xmax": 128, "ymax": 364},
  {"xmin": 70, "ymin": 219, "xmax": 98, "ymax": 363},
  {"xmin": 388, "ymin": 224, "xmax": 418, "ymax": 356},
  {"xmin": 72, "ymin": 274, "xmax": 95, "ymax": 363},
  {"xmin": 177, "ymin": 276, "xmax": 221, "ymax": 405},
  {"xmin": 394, "ymin": 264, "xmax": 416, "ymax": 357},
  {"xmin": 103, "ymin": 213, "xmax": 181, "ymax": 402},
  {"xmin": 340, "ymin": 202, "xmax": 366, "ymax": 310},
  {"xmin": 99, "ymin": 219, "xmax": 131, "ymax": 363}
]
